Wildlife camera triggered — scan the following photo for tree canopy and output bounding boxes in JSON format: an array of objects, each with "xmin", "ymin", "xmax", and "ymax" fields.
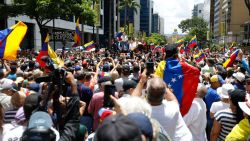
[
  {"xmin": 145, "ymin": 33, "xmax": 167, "ymax": 45},
  {"xmin": 0, "ymin": 0, "xmax": 96, "ymax": 42},
  {"xmin": 178, "ymin": 17, "xmax": 208, "ymax": 46}
]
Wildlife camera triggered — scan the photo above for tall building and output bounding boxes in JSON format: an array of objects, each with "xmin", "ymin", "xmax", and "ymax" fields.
[
  {"xmin": 119, "ymin": 0, "xmax": 140, "ymax": 36},
  {"xmin": 140, "ymin": 0, "xmax": 153, "ymax": 36},
  {"xmin": 152, "ymin": 13, "xmax": 159, "ymax": 33},
  {"xmin": 203, "ymin": 0, "xmax": 211, "ymax": 24},
  {"xmin": 192, "ymin": 3, "xmax": 204, "ymax": 18},
  {"xmin": 213, "ymin": 0, "xmax": 223, "ymax": 43},
  {"xmin": 159, "ymin": 17, "xmax": 165, "ymax": 35},
  {"xmin": 213, "ymin": 0, "xmax": 250, "ymax": 43},
  {"xmin": 210, "ymin": 0, "xmax": 215, "ymax": 36},
  {"xmin": 2, "ymin": 0, "xmax": 105, "ymax": 50}
]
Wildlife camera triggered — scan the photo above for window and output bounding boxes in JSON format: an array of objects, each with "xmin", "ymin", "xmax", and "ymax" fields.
[{"xmin": 199, "ymin": 10, "xmax": 202, "ymax": 13}]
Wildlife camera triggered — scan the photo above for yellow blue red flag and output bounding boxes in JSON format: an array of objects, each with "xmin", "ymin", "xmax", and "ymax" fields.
[
  {"xmin": 223, "ymin": 49, "xmax": 239, "ymax": 68},
  {"xmin": 0, "ymin": 21, "xmax": 27, "ymax": 60},
  {"xmin": 73, "ymin": 18, "xmax": 81, "ymax": 47},
  {"xmin": 84, "ymin": 41, "xmax": 96, "ymax": 51},
  {"xmin": 194, "ymin": 51, "xmax": 205, "ymax": 62},
  {"xmin": 187, "ymin": 35, "xmax": 197, "ymax": 48},
  {"xmin": 176, "ymin": 39, "xmax": 184, "ymax": 48}
]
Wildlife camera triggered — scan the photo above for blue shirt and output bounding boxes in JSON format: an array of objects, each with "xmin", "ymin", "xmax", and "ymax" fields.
[{"xmin": 204, "ymin": 87, "xmax": 221, "ymax": 125}]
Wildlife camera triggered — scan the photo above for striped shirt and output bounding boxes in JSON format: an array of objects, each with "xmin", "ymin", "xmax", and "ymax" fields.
[
  {"xmin": 4, "ymin": 109, "xmax": 17, "ymax": 123},
  {"xmin": 214, "ymin": 110, "xmax": 237, "ymax": 141}
]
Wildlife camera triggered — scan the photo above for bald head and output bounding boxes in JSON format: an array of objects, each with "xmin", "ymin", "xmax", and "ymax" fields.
[
  {"xmin": 147, "ymin": 78, "xmax": 166, "ymax": 104},
  {"xmin": 197, "ymin": 84, "xmax": 207, "ymax": 98}
]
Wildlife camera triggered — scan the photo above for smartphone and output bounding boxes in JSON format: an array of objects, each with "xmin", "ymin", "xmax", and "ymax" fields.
[
  {"xmin": 17, "ymin": 82, "xmax": 22, "ymax": 91},
  {"xmin": 146, "ymin": 62, "xmax": 154, "ymax": 76},
  {"xmin": 103, "ymin": 85, "xmax": 116, "ymax": 108}
]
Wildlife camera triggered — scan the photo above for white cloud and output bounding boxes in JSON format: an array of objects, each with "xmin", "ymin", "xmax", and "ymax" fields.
[{"xmin": 152, "ymin": 0, "xmax": 205, "ymax": 34}]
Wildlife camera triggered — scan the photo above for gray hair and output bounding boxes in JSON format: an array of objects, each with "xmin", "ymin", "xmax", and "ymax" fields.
[
  {"xmin": 119, "ymin": 96, "xmax": 152, "ymax": 117},
  {"xmin": 197, "ymin": 83, "xmax": 207, "ymax": 98}
]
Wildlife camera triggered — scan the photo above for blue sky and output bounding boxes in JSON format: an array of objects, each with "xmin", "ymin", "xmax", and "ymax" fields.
[{"xmin": 152, "ymin": 0, "xmax": 205, "ymax": 34}]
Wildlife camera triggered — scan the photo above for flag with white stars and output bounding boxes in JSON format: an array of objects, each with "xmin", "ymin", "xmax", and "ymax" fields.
[{"xmin": 163, "ymin": 58, "xmax": 200, "ymax": 116}]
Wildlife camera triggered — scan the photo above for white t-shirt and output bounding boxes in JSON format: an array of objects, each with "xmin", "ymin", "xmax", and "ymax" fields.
[
  {"xmin": 0, "ymin": 93, "xmax": 13, "ymax": 112},
  {"xmin": 210, "ymin": 101, "xmax": 230, "ymax": 114},
  {"xmin": 183, "ymin": 98, "xmax": 207, "ymax": 141},
  {"xmin": 151, "ymin": 100, "xmax": 193, "ymax": 141},
  {"xmin": 114, "ymin": 77, "xmax": 129, "ymax": 92}
]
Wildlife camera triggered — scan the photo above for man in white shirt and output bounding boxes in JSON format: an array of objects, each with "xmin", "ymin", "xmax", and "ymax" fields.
[
  {"xmin": 145, "ymin": 78, "xmax": 193, "ymax": 141},
  {"xmin": 183, "ymin": 84, "xmax": 208, "ymax": 141},
  {"xmin": 210, "ymin": 83, "xmax": 234, "ymax": 119}
]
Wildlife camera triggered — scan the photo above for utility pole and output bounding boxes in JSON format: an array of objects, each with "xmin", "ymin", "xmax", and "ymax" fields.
[{"xmin": 53, "ymin": 19, "xmax": 56, "ymax": 50}]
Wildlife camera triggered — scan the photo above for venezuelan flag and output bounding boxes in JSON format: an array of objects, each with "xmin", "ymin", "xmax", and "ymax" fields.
[
  {"xmin": 155, "ymin": 58, "xmax": 200, "ymax": 116},
  {"xmin": 0, "ymin": 21, "xmax": 27, "ymax": 60},
  {"xmin": 176, "ymin": 39, "xmax": 184, "ymax": 48},
  {"xmin": 187, "ymin": 35, "xmax": 197, "ymax": 48},
  {"xmin": 84, "ymin": 41, "xmax": 95, "ymax": 51},
  {"xmin": 116, "ymin": 32, "xmax": 123, "ymax": 41},
  {"xmin": 73, "ymin": 18, "xmax": 81, "ymax": 47},
  {"xmin": 194, "ymin": 51, "xmax": 205, "ymax": 62},
  {"xmin": 223, "ymin": 49, "xmax": 239, "ymax": 68},
  {"xmin": 48, "ymin": 45, "xmax": 64, "ymax": 67},
  {"xmin": 36, "ymin": 34, "xmax": 49, "ymax": 68},
  {"xmin": 37, "ymin": 34, "xmax": 64, "ymax": 67}
]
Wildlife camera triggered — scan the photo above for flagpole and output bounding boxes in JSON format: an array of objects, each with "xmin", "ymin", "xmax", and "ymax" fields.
[{"xmin": 53, "ymin": 19, "xmax": 56, "ymax": 51}]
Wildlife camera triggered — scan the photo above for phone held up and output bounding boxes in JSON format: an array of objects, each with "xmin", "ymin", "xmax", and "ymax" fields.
[
  {"xmin": 146, "ymin": 62, "xmax": 154, "ymax": 76},
  {"xmin": 103, "ymin": 85, "xmax": 116, "ymax": 108}
]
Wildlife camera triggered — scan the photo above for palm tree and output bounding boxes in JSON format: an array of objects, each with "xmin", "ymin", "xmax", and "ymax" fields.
[{"xmin": 119, "ymin": 0, "xmax": 140, "ymax": 33}]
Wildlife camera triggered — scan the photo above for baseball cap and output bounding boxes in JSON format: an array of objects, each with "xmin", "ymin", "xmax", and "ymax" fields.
[
  {"xmin": 28, "ymin": 111, "xmax": 53, "ymax": 129},
  {"xmin": 217, "ymin": 84, "xmax": 235, "ymax": 99},
  {"xmin": 127, "ymin": 112, "xmax": 153, "ymax": 141},
  {"xmin": 95, "ymin": 114, "xmax": 142, "ymax": 141},
  {"xmin": 238, "ymin": 94, "xmax": 250, "ymax": 115},
  {"xmin": 75, "ymin": 65, "xmax": 81, "ymax": 71},
  {"xmin": 0, "ymin": 78, "xmax": 16, "ymax": 91},
  {"xmin": 210, "ymin": 75, "xmax": 225, "ymax": 84},
  {"xmin": 98, "ymin": 108, "xmax": 113, "ymax": 121},
  {"xmin": 233, "ymin": 72, "xmax": 245, "ymax": 83}
]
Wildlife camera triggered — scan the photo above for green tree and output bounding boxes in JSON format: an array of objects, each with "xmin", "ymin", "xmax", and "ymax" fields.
[
  {"xmin": 145, "ymin": 33, "xmax": 167, "ymax": 45},
  {"xmin": 0, "ymin": 0, "xmax": 95, "ymax": 46},
  {"xmin": 119, "ymin": 0, "xmax": 140, "ymax": 33},
  {"xmin": 178, "ymin": 17, "xmax": 208, "ymax": 46}
]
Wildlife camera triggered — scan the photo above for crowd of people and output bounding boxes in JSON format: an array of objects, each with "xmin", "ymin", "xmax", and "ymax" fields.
[{"xmin": 0, "ymin": 43, "xmax": 249, "ymax": 141}]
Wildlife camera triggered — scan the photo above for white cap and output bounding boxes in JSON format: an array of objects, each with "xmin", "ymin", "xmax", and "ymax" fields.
[
  {"xmin": 217, "ymin": 84, "xmax": 235, "ymax": 99},
  {"xmin": 233, "ymin": 72, "xmax": 245, "ymax": 82},
  {"xmin": 239, "ymin": 94, "xmax": 250, "ymax": 115}
]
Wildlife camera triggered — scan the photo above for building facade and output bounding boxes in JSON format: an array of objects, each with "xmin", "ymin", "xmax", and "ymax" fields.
[
  {"xmin": 192, "ymin": 3, "xmax": 204, "ymax": 18},
  {"xmin": 152, "ymin": 13, "xmax": 159, "ymax": 33},
  {"xmin": 1, "ymin": 0, "xmax": 105, "ymax": 51},
  {"xmin": 159, "ymin": 17, "xmax": 165, "ymax": 35},
  {"xmin": 140, "ymin": 0, "xmax": 153, "ymax": 36},
  {"xmin": 213, "ymin": 0, "xmax": 223, "ymax": 43},
  {"xmin": 213, "ymin": 0, "xmax": 250, "ymax": 44}
]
